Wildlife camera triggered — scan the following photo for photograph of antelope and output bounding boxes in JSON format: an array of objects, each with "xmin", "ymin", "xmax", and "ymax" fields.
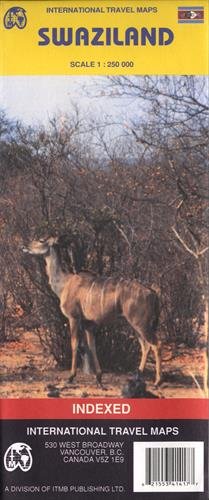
[
  {"xmin": 0, "ymin": 75, "xmax": 208, "ymax": 398},
  {"xmin": 22, "ymin": 236, "xmax": 161, "ymax": 388}
]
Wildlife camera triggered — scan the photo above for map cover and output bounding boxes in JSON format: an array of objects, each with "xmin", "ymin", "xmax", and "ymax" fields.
[{"xmin": 0, "ymin": 0, "xmax": 208, "ymax": 498}]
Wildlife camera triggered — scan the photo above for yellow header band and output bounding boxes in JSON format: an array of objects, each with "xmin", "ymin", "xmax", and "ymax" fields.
[{"xmin": 0, "ymin": 0, "xmax": 208, "ymax": 75}]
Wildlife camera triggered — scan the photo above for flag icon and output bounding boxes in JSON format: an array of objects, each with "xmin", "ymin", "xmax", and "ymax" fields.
[{"xmin": 178, "ymin": 6, "xmax": 204, "ymax": 23}]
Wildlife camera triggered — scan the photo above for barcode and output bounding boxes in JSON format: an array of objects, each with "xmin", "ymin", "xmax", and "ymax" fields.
[
  {"xmin": 145, "ymin": 447, "xmax": 195, "ymax": 484},
  {"xmin": 133, "ymin": 442, "xmax": 204, "ymax": 492}
]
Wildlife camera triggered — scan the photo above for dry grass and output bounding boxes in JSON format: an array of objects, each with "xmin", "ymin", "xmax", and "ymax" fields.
[{"xmin": 0, "ymin": 331, "xmax": 206, "ymax": 398}]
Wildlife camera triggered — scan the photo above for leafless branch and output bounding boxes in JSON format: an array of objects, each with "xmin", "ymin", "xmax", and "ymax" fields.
[{"xmin": 171, "ymin": 226, "xmax": 198, "ymax": 259}]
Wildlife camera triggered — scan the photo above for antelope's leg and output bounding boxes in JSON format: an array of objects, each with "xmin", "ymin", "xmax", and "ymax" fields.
[
  {"xmin": 139, "ymin": 338, "xmax": 150, "ymax": 372},
  {"xmin": 85, "ymin": 330, "xmax": 102, "ymax": 384},
  {"xmin": 68, "ymin": 317, "xmax": 79, "ymax": 382},
  {"xmin": 151, "ymin": 341, "xmax": 162, "ymax": 386}
]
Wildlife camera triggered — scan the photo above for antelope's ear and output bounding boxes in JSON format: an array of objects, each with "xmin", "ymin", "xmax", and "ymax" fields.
[{"xmin": 48, "ymin": 236, "xmax": 58, "ymax": 247}]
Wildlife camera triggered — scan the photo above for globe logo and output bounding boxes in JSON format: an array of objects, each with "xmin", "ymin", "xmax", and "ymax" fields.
[
  {"xmin": 3, "ymin": 7, "xmax": 27, "ymax": 29},
  {"xmin": 4, "ymin": 443, "xmax": 33, "ymax": 472}
]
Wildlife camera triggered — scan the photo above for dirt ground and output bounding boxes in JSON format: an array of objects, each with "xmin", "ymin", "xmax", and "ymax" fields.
[{"xmin": 0, "ymin": 331, "xmax": 206, "ymax": 398}]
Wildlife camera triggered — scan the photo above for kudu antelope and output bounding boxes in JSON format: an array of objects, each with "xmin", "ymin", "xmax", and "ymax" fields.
[{"xmin": 22, "ymin": 236, "xmax": 161, "ymax": 386}]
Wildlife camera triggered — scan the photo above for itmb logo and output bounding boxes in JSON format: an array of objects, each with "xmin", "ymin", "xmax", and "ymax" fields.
[
  {"xmin": 4, "ymin": 443, "xmax": 33, "ymax": 472},
  {"xmin": 4, "ymin": 7, "xmax": 27, "ymax": 29}
]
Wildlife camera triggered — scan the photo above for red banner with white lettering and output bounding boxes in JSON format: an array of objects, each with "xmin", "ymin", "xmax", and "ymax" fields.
[{"xmin": 0, "ymin": 398, "xmax": 208, "ymax": 420}]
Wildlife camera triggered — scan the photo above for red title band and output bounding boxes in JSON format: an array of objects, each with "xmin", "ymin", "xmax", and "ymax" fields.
[{"xmin": 0, "ymin": 398, "xmax": 208, "ymax": 420}]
